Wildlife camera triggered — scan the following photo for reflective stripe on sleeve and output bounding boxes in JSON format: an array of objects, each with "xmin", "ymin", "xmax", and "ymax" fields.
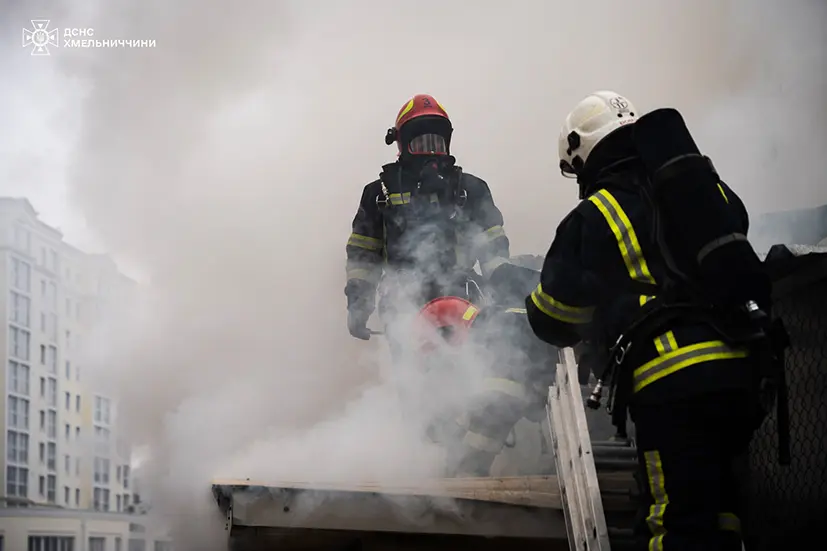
[
  {"xmin": 347, "ymin": 233, "xmax": 383, "ymax": 251},
  {"xmin": 530, "ymin": 283, "xmax": 594, "ymax": 325}
]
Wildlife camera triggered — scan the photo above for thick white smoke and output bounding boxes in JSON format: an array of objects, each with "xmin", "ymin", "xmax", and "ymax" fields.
[{"xmin": 3, "ymin": 0, "xmax": 826, "ymax": 548}]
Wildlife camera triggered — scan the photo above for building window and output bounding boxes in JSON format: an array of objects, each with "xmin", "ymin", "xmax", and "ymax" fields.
[
  {"xmin": 124, "ymin": 493, "xmax": 130, "ymax": 508},
  {"xmin": 64, "ymin": 485, "xmax": 70, "ymax": 505},
  {"xmin": 6, "ymin": 430, "xmax": 29, "ymax": 463},
  {"xmin": 10, "ymin": 257, "xmax": 31, "ymax": 293},
  {"xmin": 75, "ymin": 426, "xmax": 80, "ymax": 440},
  {"xmin": 9, "ymin": 326, "xmax": 31, "ymax": 361},
  {"xmin": 47, "ymin": 281, "xmax": 58, "ymax": 311},
  {"xmin": 75, "ymin": 488, "xmax": 80, "ymax": 506},
  {"xmin": 117, "ymin": 465, "xmax": 122, "ymax": 482},
  {"xmin": 49, "ymin": 249, "xmax": 59, "ymax": 273},
  {"xmin": 95, "ymin": 425, "xmax": 111, "ymax": 443},
  {"xmin": 123, "ymin": 465, "xmax": 130, "ymax": 489},
  {"xmin": 47, "ymin": 442, "xmax": 56, "ymax": 471},
  {"xmin": 13, "ymin": 224, "xmax": 32, "ymax": 254},
  {"xmin": 40, "ymin": 344, "xmax": 46, "ymax": 364},
  {"xmin": 47, "ymin": 378, "xmax": 57, "ymax": 407},
  {"xmin": 89, "ymin": 538, "xmax": 105, "ymax": 551},
  {"xmin": 27, "ymin": 536, "xmax": 74, "ymax": 551},
  {"xmin": 40, "ymin": 311, "xmax": 46, "ymax": 333},
  {"xmin": 7, "ymin": 396, "xmax": 30, "ymax": 430},
  {"xmin": 65, "ymin": 361, "xmax": 71, "ymax": 380},
  {"xmin": 117, "ymin": 493, "xmax": 122, "ymax": 511},
  {"xmin": 65, "ymin": 424, "xmax": 70, "ymax": 439},
  {"xmin": 65, "ymin": 392, "xmax": 71, "ymax": 410},
  {"xmin": 9, "ymin": 291, "xmax": 31, "ymax": 328},
  {"xmin": 47, "ymin": 474, "xmax": 56, "ymax": 503},
  {"xmin": 47, "ymin": 345, "xmax": 58, "ymax": 374},
  {"xmin": 115, "ymin": 537, "xmax": 122, "ymax": 551},
  {"xmin": 39, "ymin": 409, "xmax": 45, "ymax": 431},
  {"xmin": 39, "ymin": 475, "xmax": 44, "ymax": 496},
  {"xmin": 128, "ymin": 539, "xmax": 145, "ymax": 551},
  {"xmin": 8, "ymin": 361, "xmax": 31, "ymax": 396},
  {"xmin": 154, "ymin": 543, "xmax": 172, "ymax": 551},
  {"xmin": 6, "ymin": 465, "xmax": 29, "ymax": 497},
  {"xmin": 47, "ymin": 409, "xmax": 57, "ymax": 439},
  {"xmin": 48, "ymin": 313, "xmax": 57, "ymax": 342},
  {"xmin": 76, "ymin": 457, "xmax": 81, "ymax": 476},
  {"xmin": 93, "ymin": 487, "xmax": 110, "ymax": 511},
  {"xmin": 94, "ymin": 457, "xmax": 110, "ymax": 484},
  {"xmin": 64, "ymin": 454, "xmax": 70, "ymax": 474},
  {"xmin": 40, "ymin": 377, "xmax": 45, "ymax": 398},
  {"xmin": 39, "ymin": 442, "xmax": 44, "ymax": 463},
  {"xmin": 94, "ymin": 396, "xmax": 111, "ymax": 424},
  {"xmin": 76, "ymin": 395, "xmax": 81, "ymax": 412}
]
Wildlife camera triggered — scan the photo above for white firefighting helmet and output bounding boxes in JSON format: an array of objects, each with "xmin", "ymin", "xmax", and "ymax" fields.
[{"xmin": 558, "ymin": 91, "xmax": 639, "ymax": 178}]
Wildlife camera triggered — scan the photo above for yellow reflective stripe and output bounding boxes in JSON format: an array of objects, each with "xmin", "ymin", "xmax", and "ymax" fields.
[
  {"xmin": 482, "ymin": 377, "xmax": 528, "ymax": 401},
  {"xmin": 633, "ymin": 340, "xmax": 749, "ymax": 393},
  {"xmin": 346, "ymin": 267, "xmax": 381, "ymax": 284},
  {"xmin": 462, "ymin": 305, "xmax": 478, "ymax": 321},
  {"xmin": 463, "ymin": 430, "xmax": 502, "ymax": 453},
  {"xmin": 483, "ymin": 225, "xmax": 506, "ymax": 241},
  {"xmin": 347, "ymin": 233, "xmax": 383, "ymax": 251},
  {"xmin": 481, "ymin": 256, "xmax": 510, "ymax": 276},
  {"xmin": 505, "ymin": 308, "xmax": 527, "ymax": 314},
  {"xmin": 588, "ymin": 189, "xmax": 656, "ymax": 285},
  {"xmin": 396, "ymin": 99, "xmax": 414, "ymax": 124},
  {"xmin": 717, "ymin": 183, "xmax": 729, "ymax": 204},
  {"xmin": 644, "ymin": 449, "xmax": 668, "ymax": 548},
  {"xmin": 388, "ymin": 192, "xmax": 410, "ymax": 205},
  {"xmin": 640, "ymin": 295, "xmax": 655, "ymax": 306},
  {"xmin": 718, "ymin": 512, "xmax": 741, "ymax": 533},
  {"xmin": 653, "ymin": 330, "xmax": 678, "ymax": 356},
  {"xmin": 530, "ymin": 283, "xmax": 594, "ymax": 325}
]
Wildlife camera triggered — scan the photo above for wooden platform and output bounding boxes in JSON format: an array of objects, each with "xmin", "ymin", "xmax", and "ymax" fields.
[{"xmin": 211, "ymin": 473, "xmax": 636, "ymax": 546}]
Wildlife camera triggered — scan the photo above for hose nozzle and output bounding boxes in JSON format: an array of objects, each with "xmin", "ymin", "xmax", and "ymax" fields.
[{"xmin": 586, "ymin": 379, "xmax": 604, "ymax": 410}]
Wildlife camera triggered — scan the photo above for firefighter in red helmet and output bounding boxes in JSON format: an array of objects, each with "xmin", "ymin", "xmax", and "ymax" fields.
[
  {"xmin": 345, "ymin": 93, "xmax": 524, "ymax": 343},
  {"xmin": 344, "ymin": 94, "xmax": 550, "ymax": 476}
]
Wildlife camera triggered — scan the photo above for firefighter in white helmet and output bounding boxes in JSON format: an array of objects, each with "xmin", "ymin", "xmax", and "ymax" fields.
[{"xmin": 526, "ymin": 91, "xmax": 773, "ymax": 550}]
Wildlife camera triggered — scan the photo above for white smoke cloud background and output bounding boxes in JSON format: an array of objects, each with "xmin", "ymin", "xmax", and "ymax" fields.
[{"xmin": 3, "ymin": 0, "xmax": 826, "ymax": 547}]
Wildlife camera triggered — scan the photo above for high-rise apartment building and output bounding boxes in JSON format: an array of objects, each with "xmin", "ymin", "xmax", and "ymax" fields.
[{"xmin": 0, "ymin": 197, "xmax": 135, "ymax": 513}]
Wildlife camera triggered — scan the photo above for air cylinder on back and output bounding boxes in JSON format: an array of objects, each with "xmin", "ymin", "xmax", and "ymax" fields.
[{"xmin": 631, "ymin": 108, "xmax": 768, "ymax": 308}]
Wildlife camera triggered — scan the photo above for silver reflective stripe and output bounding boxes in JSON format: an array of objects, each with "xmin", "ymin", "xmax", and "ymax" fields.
[
  {"xmin": 463, "ymin": 430, "xmax": 503, "ymax": 453},
  {"xmin": 530, "ymin": 285, "xmax": 594, "ymax": 324},
  {"xmin": 483, "ymin": 377, "xmax": 529, "ymax": 402},
  {"xmin": 634, "ymin": 341, "xmax": 748, "ymax": 392},
  {"xmin": 347, "ymin": 233, "xmax": 383, "ymax": 251},
  {"xmin": 644, "ymin": 450, "xmax": 668, "ymax": 543},
  {"xmin": 697, "ymin": 233, "xmax": 747, "ymax": 264}
]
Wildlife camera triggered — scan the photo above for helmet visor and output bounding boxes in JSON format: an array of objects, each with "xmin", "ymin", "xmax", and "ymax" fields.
[{"xmin": 408, "ymin": 133, "xmax": 448, "ymax": 155}]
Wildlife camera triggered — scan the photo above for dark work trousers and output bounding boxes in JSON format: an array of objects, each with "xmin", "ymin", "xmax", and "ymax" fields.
[{"xmin": 630, "ymin": 390, "xmax": 761, "ymax": 551}]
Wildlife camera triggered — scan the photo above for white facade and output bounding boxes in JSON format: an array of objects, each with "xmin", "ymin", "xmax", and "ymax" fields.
[
  {"xmin": 0, "ymin": 507, "xmax": 171, "ymax": 551},
  {"xmin": 0, "ymin": 198, "xmax": 136, "ymax": 514}
]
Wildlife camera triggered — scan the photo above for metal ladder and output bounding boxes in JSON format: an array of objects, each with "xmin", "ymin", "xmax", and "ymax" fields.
[{"xmin": 547, "ymin": 347, "xmax": 639, "ymax": 551}]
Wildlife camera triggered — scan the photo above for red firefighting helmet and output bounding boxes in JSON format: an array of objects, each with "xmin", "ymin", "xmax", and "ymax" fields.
[
  {"xmin": 385, "ymin": 94, "xmax": 453, "ymax": 156},
  {"xmin": 415, "ymin": 296, "xmax": 480, "ymax": 353}
]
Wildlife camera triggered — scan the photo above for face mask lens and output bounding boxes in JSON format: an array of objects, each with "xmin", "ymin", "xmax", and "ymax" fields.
[{"xmin": 408, "ymin": 134, "xmax": 447, "ymax": 155}]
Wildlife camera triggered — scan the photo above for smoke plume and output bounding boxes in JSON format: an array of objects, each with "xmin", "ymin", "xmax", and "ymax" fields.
[{"xmin": 3, "ymin": 0, "xmax": 826, "ymax": 548}]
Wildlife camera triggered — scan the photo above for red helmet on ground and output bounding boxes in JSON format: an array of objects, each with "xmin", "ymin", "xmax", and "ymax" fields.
[
  {"xmin": 415, "ymin": 296, "xmax": 480, "ymax": 353},
  {"xmin": 385, "ymin": 94, "xmax": 454, "ymax": 157}
]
